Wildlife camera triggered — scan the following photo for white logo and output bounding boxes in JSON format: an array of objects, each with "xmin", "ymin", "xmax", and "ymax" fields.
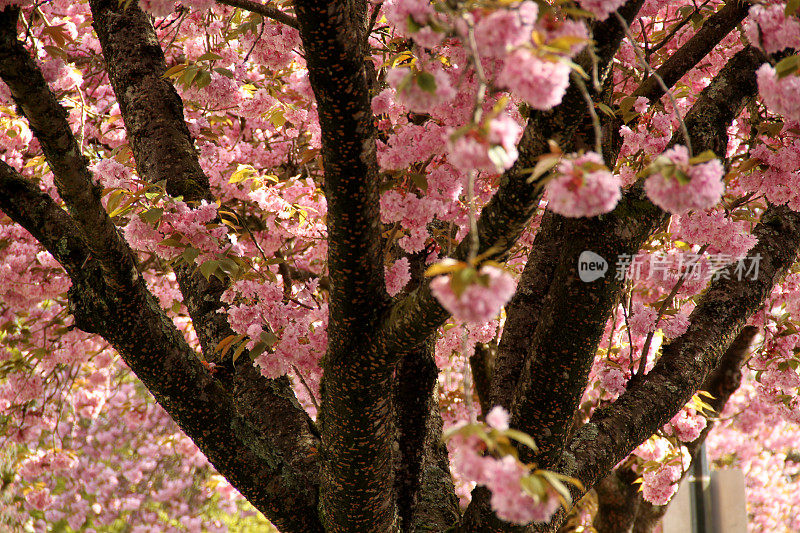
[{"xmin": 578, "ymin": 250, "xmax": 608, "ymax": 282}]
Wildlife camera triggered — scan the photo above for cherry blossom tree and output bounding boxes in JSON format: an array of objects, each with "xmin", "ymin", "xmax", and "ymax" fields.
[{"xmin": 2, "ymin": 0, "xmax": 800, "ymax": 532}]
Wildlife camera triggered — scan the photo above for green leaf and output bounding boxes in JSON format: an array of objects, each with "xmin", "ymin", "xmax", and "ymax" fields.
[
  {"xmin": 268, "ymin": 108, "xmax": 287, "ymax": 128},
  {"xmin": 526, "ymin": 154, "xmax": 561, "ymax": 184},
  {"xmin": 218, "ymin": 333, "xmax": 246, "ymax": 358},
  {"xmin": 416, "ymin": 71, "xmax": 437, "ymax": 94},
  {"xmin": 229, "ymin": 164, "xmax": 257, "ymax": 183},
  {"xmin": 159, "ymin": 237, "xmax": 184, "ymax": 247},
  {"xmin": 213, "ymin": 67, "xmax": 235, "ymax": 78},
  {"xmin": 520, "ymin": 475, "xmax": 547, "ymax": 497},
  {"xmin": 410, "ymin": 172, "xmax": 428, "ymax": 191},
  {"xmin": 595, "ymin": 102, "xmax": 616, "ymax": 117},
  {"xmin": 424, "ymin": 259, "xmax": 467, "ymax": 277},
  {"xmin": 194, "ymin": 69, "xmax": 212, "ymax": 89},
  {"xmin": 104, "ymin": 189, "xmax": 126, "ymax": 215},
  {"xmin": 249, "ymin": 340, "xmax": 269, "ymax": 359},
  {"xmin": 674, "ymin": 169, "xmax": 691, "ymax": 185},
  {"xmin": 181, "ymin": 247, "xmax": 200, "ymax": 266},
  {"xmin": 775, "ymin": 55, "xmax": 800, "ymax": 79},
  {"xmin": 199, "ymin": 260, "xmax": 219, "ymax": 280},
  {"xmin": 502, "ymin": 429, "xmax": 538, "ymax": 452},
  {"xmin": 540, "ymin": 472, "xmax": 573, "ymax": 508},
  {"xmin": 786, "ymin": 0, "xmax": 800, "ymax": 16},
  {"xmin": 232, "ymin": 340, "xmax": 248, "ymax": 364},
  {"xmin": 162, "ymin": 63, "xmax": 187, "ymax": 79},
  {"xmin": 217, "ymin": 257, "xmax": 240, "ymax": 278},
  {"xmin": 197, "ymin": 52, "xmax": 224, "ymax": 62},
  {"xmin": 178, "ymin": 65, "xmax": 199, "ymax": 88},
  {"xmin": 688, "ymin": 150, "xmax": 717, "ymax": 165},
  {"xmin": 139, "ymin": 207, "xmax": 164, "ymax": 224},
  {"xmin": 449, "ymin": 267, "xmax": 476, "ymax": 297}
]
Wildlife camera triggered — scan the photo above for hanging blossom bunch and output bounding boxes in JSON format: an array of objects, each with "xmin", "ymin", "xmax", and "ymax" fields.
[
  {"xmin": 746, "ymin": 3, "xmax": 800, "ymax": 123},
  {"xmin": 643, "ymin": 145, "xmax": 725, "ymax": 214},
  {"xmin": 757, "ymin": 64, "xmax": 800, "ymax": 124},
  {"xmin": 429, "ymin": 262, "xmax": 517, "ymax": 324},
  {"xmin": 447, "ymin": 406, "xmax": 570, "ymax": 524},
  {"xmin": 545, "ymin": 151, "xmax": 622, "ymax": 218}
]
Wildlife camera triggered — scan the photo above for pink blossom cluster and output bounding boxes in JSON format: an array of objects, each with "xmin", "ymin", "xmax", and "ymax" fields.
[
  {"xmin": 90, "ymin": 158, "xmax": 136, "ymax": 190},
  {"xmin": 447, "ymin": 112, "xmax": 522, "ymax": 174},
  {"xmin": 674, "ymin": 209, "xmax": 757, "ymax": 260},
  {"xmin": 756, "ymin": 64, "xmax": 800, "ymax": 124},
  {"xmin": 545, "ymin": 151, "xmax": 622, "ymax": 217},
  {"xmin": 576, "ymin": 0, "xmax": 628, "ymax": 21},
  {"xmin": 381, "ymin": 189, "xmax": 445, "ymax": 252},
  {"xmin": 434, "ymin": 319, "xmax": 499, "ymax": 369},
  {"xmin": 383, "ymin": 0, "xmax": 435, "ymax": 31},
  {"xmin": 619, "ymin": 112, "xmax": 674, "ymax": 159},
  {"xmin": 385, "ymin": 257, "xmax": 412, "ymax": 296},
  {"xmin": 376, "ymin": 121, "xmax": 448, "ymax": 170},
  {"xmin": 221, "ymin": 279, "xmax": 326, "ymax": 407},
  {"xmin": 238, "ymin": 21, "xmax": 302, "ymax": 71},
  {"xmin": 640, "ymin": 462, "xmax": 683, "ymax": 505},
  {"xmin": 474, "ymin": 2, "xmax": 539, "ymax": 57},
  {"xmin": 644, "ymin": 145, "xmax": 725, "ymax": 214},
  {"xmin": 665, "ymin": 408, "xmax": 708, "ymax": 442},
  {"xmin": 744, "ymin": 4, "xmax": 800, "ymax": 54},
  {"xmin": 497, "ymin": 50, "xmax": 571, "ymax": 110},
  {"xmin": 449, "ymin": 408, "xmax": 562, "ymax": 524},
  {"xmin": 138, "ymin": 0, "xmax": 174, "ymax": 18},
  {"xmin": 430, "ymin": 265, "xmax": 516, "ymax": 323},
  {"xmin": 386, "ymin": 67, "xmax": 457, "ymax": 114},
  {"xmin": 737, "ymin": 141, "xmax": 800, "ymax": 209}
]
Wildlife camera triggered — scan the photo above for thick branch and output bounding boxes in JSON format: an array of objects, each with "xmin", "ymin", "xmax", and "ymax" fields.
[
  {"xmin": 509, "ymin": 44, "xmax": 765, "ymax": 469},
  {"xmin": 90, "ymin": 0, "xmax": 210, "ymax": 201},
  {"xmin": 83, "ymin": 2, "xmax": 324, "ymax": 529},
  {"xmin": 377, "ymin": 0, "xmax": 649, "ymax": 358},
  {"xmin": 509, "ymin": 187, "xmax": 667, "ymax": 467},
  {"xmin": 393, "ymin": 336, "xmax": 461, "ymax": 532},
  {"xmin": 458, "ymin": 45, "xmax": 767, "ymax": 533},
  {"xmin": 87, "ymin": 0, "xmax": 240, "ymax": 374},
  {"xmin": 594, "ymin": 326, "xmax": 758, "ymax": 533},
  {"xmin": 0, "ymin": 161, "xmax": 91, "ymax": 278},
  {"xmin": 551, "ymin": 204, "xmax": 800, "ymax": 529},
  {"xmin": 294, "ymin": 1, "xmax": 395, "ymax": 530},
  {"xmin": 0, "ymin": 9, "xmax": 138, "ymax": 292},
  {"xmin": 632, "ymin": 0, "xmax": 750, "ymax": 103},
  {"xmin": 216, "ymin": 0, "xmax": 299, "ymax": 29},
  {"xmin": 489, "ymin": 210, "xmax": 565, "ymax": 411}
]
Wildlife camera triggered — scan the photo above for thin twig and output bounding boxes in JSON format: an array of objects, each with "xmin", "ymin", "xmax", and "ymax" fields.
[
  {"xmin": 215, "ymin": 0, "xmax": 299, "ymax": 30},
  {"xmin": 614, "ymin": 11, "xmax": 693, "ymax": 157},
  {"xmin": 574, "ymin": 74, "xmax": 603, "ymax": 155},
  {"xmin": 291, "ymin": 364, "xmax": 321, "ymax": 413},
  {"xmin": 637, "ymin": 243, "xmax": 710, "ymax": 376},
  {"xmin": 465, "ymin": 20, "xmax": 487, "ymax": 263}
]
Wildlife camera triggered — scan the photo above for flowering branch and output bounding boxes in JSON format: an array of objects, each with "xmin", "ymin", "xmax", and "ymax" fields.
[
  {"xmin": 551, "ymin": 204, "xmax": 800, "ymax": 529},
  {"xmin": 459, "ymin": 43, "xmax": 768, "ymax": 532},
  {"xmin": 0, "ymin": 8, "xmax": 138, "ymax": 293}
]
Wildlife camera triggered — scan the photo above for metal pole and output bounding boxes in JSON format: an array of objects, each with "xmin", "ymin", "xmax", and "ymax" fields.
[{"xmin": 690, "ymin": 443, "xmax": 712, "ymax": 533}]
